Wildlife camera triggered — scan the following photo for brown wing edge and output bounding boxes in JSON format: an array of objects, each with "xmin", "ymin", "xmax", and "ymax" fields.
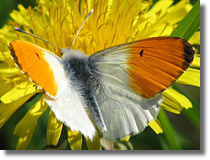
[
  {"xmin": 158, "ymin": 37, "xmax": 195, "ymax": 95},
  {"xmin": 181, "ymin": 38, "xmax": 195, "ymax": 70}
]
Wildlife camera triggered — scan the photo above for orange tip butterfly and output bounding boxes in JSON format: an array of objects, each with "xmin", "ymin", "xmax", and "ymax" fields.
[{"xmin": 9, "ymin": 10, "xmax": 195, "ymax": 141}]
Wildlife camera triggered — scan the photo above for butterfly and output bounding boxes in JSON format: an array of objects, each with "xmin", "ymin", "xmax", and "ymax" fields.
[{"xmin": 9, "ymin": 36, "xmax": 195, "ymax": 141}]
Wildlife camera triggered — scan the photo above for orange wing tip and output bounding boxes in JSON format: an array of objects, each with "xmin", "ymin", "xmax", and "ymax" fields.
[
  {"xmin": 9, "ymin": 40, "xmax": 58, "ymax": 99},
  {"xmin": 127, "ymin": 37, "xmax": 196, "ymax": 99}
]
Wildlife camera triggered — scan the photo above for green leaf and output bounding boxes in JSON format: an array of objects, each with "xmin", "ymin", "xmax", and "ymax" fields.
[
  {"xmin": 158, "ymin": 109, "xmax": 182, "ymax": 150},
  {"xmin": 170, "ymin": 0, "xmax": 200, "ymax": 40}
]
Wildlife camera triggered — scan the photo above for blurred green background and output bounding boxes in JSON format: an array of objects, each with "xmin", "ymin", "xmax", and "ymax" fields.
[{"xmin": 0, "ymin": 0, "xmax": 200, "ymax": 150}]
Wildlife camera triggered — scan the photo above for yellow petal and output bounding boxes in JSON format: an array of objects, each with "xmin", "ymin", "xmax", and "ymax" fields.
[
  {"xmin": 15, "ymin": 122, "xmax": 37, "ymax": 150},
  {"xmin": 148, "ymin": 118, "xmax": 163, "ymax": 134},
  {"xmin": 14, "ymin": 95, "xmax": 48, "ymax": 137},
  {"xmin": 162, "ymin": 88, "xmax": 192, "ymax": 114},
  {"xmin": 47, "ymin": 110, "xmax": 63, "ymax": 146},
  {"xmin": 10, "ymin": 5, "xmax": 30, "ymax": 26},
  {"xmin": 1, "ymin": 81, "xmax": 37, "ymax": 104},
  {"xmin": 0, "ymin": 25, "xmax": 18, "ymax": 44},
  {"xmin": 164, "ymin": 0, "xmax": 190, "ymax": 25},
  {"xmin": 0, "ymin": 77, "xmax": 15, "ymax": 97},
  {"xmin": 144, "ymin": 0, "xmax": 173, "ymax": 19},
  {"xmin": 121, "ymin": 135, "xmax": 130, "ymax": 141},
  {"xmin": 0, "ymin": 51, "xmax": 11, "ymax": 61},
  {"xmin": 87, "ymin": 0, "xmax": 95, "ymax": 12},
  {"xmin": 177, "ymin": 68, "xmax": 200, "ymax": 87},
  {"xmin": 0, "ymin": 67, "xmax": 20, "ymax": 76},
  {"xmin": 191, "ymin": 56, "xmax": 200, "ymax": 68},
  {"xmin": 0, "ymin": 92, "xmax": 36, "ymax": 129},
  {"xmin": 85, "ymin": 132, "xmax": 101, "ymax": 150},
  {"xmin": 139, "ymin": 0, "xmax": 190, "ymax": 38},
  {"xmin": 67, "ymin": 128, "xmax": 83, "ymax": 150},
  {"xmin": 0, "ymin": 75, "xmax": 32, "ymax": 99},
  {"xmin": 189, "ymin": 31, "xmax": 200, "ymax": 45}
]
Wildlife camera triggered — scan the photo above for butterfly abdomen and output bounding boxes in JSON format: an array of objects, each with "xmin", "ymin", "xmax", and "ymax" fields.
[{"xmin": 62, "ymin": 50, "xmax": 106, "ymax": 131}]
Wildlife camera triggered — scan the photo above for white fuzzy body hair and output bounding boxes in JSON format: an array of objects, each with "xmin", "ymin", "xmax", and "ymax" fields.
[
  {"xmin": 44, "ymin": 49, "xmax": 96, "ymax": 141},
  {"xmin": 62, "ymin": 48, "xmax": 89, "ymax": 61}
]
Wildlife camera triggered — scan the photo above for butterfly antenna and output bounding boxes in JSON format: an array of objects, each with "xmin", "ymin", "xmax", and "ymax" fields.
[
  {"xmin": 14, "ymin": 27, "xmax": 62, "ymax": 50},
  {"xmin": 70, "ymin": 9, "xmax": 93, "ymax": 49}
]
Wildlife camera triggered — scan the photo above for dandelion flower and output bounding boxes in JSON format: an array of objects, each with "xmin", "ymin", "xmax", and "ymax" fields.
[{"xmin": 0, "ymin": 0, "xmax": 200, "ymax": 150}]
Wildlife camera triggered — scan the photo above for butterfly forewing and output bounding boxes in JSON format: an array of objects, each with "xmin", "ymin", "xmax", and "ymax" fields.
[
  {"xmin": 9, "ymin": 40, "xmax": 96, "ymax": 141},
  {"xmin": 9, "ymin": 40, "xmax": 59, "ymax": 97}
]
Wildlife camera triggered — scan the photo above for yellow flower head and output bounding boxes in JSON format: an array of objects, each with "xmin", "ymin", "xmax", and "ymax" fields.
[{"xmin": 0, "ymin": 0, "xmax": 200, "ymax": 150}]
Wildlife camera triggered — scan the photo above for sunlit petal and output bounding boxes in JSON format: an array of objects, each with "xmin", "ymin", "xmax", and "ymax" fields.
[
  {"xmin": 14, "ymin": 95, "xmax": 48, "ymax": 137},
  {"xmin": 148, "ymin": 119, "xmax": 163, "ymax": 134},
  {"xmin": 47, "ymin": 110, "xmax": 63, "ymax": 146},
  {"xmin": 67, "ymin": 128, "xmax": 83, "ymax": 150},
  {"xmin": 162, "ymin": 88, "xmax": 193, "ymax": 114},
  {"xmin": 84, "ymin": 132, "xmax": 102, "ymax": 150},
  {"xmin": 15, "ymin": 122, "xmax": 37, "ymax": 150},
  {"xmin": 0, "ymin": 90, "xmax": 36, "ymax": 129}
]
